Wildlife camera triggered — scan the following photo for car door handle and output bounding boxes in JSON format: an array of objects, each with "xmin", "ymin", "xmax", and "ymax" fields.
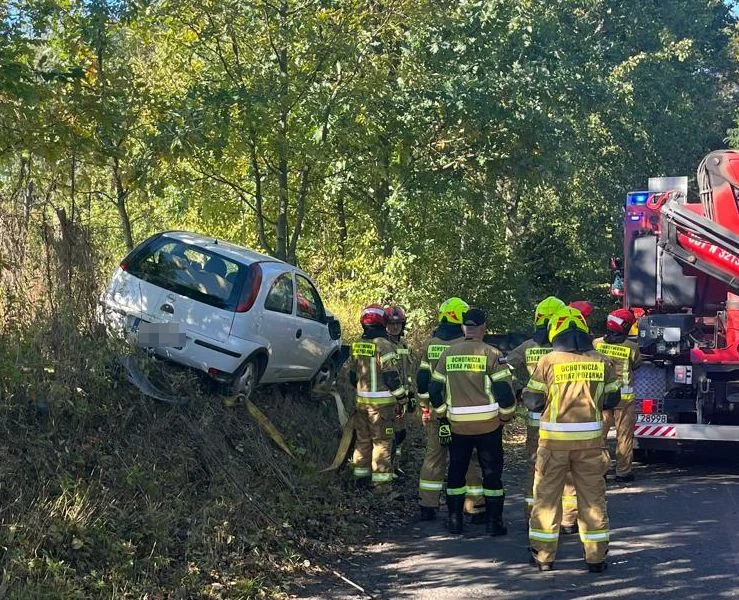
[
  {"xmin": 296, "ymin": 329, "xmax": 302, "ymax": 339},
  {"xmin": 160, "ymin": 303, "xmax": 174, "ymax": 314}
]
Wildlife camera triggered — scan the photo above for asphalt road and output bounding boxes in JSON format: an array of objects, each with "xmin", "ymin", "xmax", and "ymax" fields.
[{"xmin": 298, "ymin": 448, "xmax": 739, "ymax": 599}]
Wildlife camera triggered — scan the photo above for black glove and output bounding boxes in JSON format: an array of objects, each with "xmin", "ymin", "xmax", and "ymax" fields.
[
  {"xmin": 406, "ymin": 392, "xmax": 417, "ymax": 413},
  {"xmin": 438, "ymin": 417, "xmax": 452, "ymax": 446}
]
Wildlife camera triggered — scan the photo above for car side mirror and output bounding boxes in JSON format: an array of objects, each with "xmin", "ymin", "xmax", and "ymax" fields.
[{"xmin": 327, "ymin": 315, "xmax": 341, "ymax": 340}]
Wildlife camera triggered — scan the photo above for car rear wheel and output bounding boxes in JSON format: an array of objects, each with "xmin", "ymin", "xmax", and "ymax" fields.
[{"xmin": 231, "ymin": 358, "xmax": 259, "ymax": 400}]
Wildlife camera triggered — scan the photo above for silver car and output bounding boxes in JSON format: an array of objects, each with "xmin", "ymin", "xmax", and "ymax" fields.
[{"xmin": 99, "ymin": 231, "xmax": 342, "ymax": 398}]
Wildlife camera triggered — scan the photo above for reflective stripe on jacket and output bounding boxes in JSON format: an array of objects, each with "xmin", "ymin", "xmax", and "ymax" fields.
[
  {"xmin": 430, "ymin": 339, "xmax": 516, "ymax": 435},
  {"xmin": 524, "ymin": 350, "xmax": 620, "ymax": 449},
  {"xmin": 351, "ymin": 337, "xmax": 405, "ymax": 403},
  {"xmin": 593, "ymin": 337, "xmax": 641, "ymax": 403}
]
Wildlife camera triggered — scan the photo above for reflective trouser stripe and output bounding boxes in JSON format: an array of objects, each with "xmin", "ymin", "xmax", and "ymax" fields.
[
  {"xmin": 447, "ymin": 486, "xmax": 467, "ymax": 496},
  {"xmin": 419, "ymin": 480, "xmax": 443, "ymax": 491},
  {"xmin": 525, "ymin": 497, "xmax": 534, "ymax": 507},
  {"xmin": 562, "ymin": 495, "xmax": 578, "ymax": 507},
  {"xmin": 353, "ymin": 467, "xmax": 370, "ymax": 477},
  {"xmin": 484, "ymin": 488, "xmax": 504, "ymax": 497},
  {"xmin": 356, "ymin": 395, "xmax": 396, "ymax": 406},
  {"xmin": 530, "ymin": 528, "xmax": 560, "ymax": 541},
  {"xmin": 372, "ymin": 472, "xmax": 393, "ymax": 483},
  {"xmin": 466, "ymin": 486, "xmax": 484, "ymax": 496},
  {"xmin": 433, "ymin": 403, "xmax": 448, "ymax": 414},
  {"xmin": 580, "ymin": 530, "xmax": 609, "ymax": 542}
]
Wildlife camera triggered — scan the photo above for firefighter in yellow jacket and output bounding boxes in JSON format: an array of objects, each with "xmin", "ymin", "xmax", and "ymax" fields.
[
  {"xmin": 507, "ymin": 296, "xmax": 578, "ymax": 533},
  {"xmin": 349, "ymin": 304, "xmax": 407, "ymax": 490},
  {"xmin": 524, "ymin": 306, "xmax": 620, "ymax": 573},
  {"xmin": 594, "ymin": 309, "xmax": 642, "ymax": 483},
  {"xmin": 429, "ymin": 308, "xmax": 517, "ymax": 535},
  {"xmin": 416, "ymin": 298, "xmax": 486, "ymax": 522}
]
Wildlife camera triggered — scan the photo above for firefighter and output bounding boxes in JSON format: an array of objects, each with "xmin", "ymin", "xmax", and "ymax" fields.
[
  {"xmin": 349, "ymin": 304, "xmax": 408, "ymax": 490},
  {"xmin": 524, "ymin": 306, "xmax": 621, "ymax": 573},
  {"xmin": 429, "ymin": 308, "xmax": 517, "ymax": 535},
  {"xmin": 385, "ymin": 305, "xmax": 415, "ymax": 474},
  {"xmin": 594, "ymin": 309, "xmax": 642, "ymax": 483},
  {"xmin": 506, "ymin": 297, "xmax": 578, "ymax": 534},
  {"xmin": 416, "ymin": 297, "xmax": 486, "ymax": 522}
]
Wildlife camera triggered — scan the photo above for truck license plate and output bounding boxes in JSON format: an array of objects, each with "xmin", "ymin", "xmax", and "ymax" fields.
[{"xmin": 636, "ymin": 414, "xmax": 667, "ymax": 424}]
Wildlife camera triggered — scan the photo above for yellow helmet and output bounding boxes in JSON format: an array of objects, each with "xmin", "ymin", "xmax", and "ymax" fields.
[
  {"xmin": 548, "ymin": 306, "xmax": 589, "ymax": 342},
  {"xmin": 438, "ymin": 297, "xmax": 469, "ymax": 325},
  {"xmin": 534, "ymin": 296, "xmax": 566, "ymax": 327}
]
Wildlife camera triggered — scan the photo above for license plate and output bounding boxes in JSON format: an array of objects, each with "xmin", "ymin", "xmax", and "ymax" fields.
[
  {"xmin": 137, "ymin": 322, "xmax": 186, "ymax": 348},
  {"xmin": 636, "ymin": 413, "xmax": 667, "ymax": 424}
]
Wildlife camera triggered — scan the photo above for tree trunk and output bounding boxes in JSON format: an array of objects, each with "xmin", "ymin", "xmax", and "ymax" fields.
[
  {"xmin": 335, "ymin": 195, "xmax": 348, "ymax": 256},
  {"xmin": 112, "ymin": 158, "xmax": 134, "ymax": 251},
  {"xmin": 275, "ymin": 0, "xmax": 290, "ymax": 262},
  {"xmin": 374, "ymin": 135, "xmax": 394, "ymax": 257}
]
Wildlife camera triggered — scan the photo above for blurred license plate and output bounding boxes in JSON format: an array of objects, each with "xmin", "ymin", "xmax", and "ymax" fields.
[
  {"xmin": 636, "ymin": 414, "xmax": 667, "ymax": 424},
  {"xmin": 137, "ymin": 322, "xmax": 185, "ymax": 348}
]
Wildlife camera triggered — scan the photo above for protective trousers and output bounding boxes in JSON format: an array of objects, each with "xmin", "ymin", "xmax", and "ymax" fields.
[
  {"xmin": 602, "ymin": 401, "xmax": 635, "ymax": 476},
  {"xmin": 352, "ymin": 403, "xmax": 395, "ymax": 487},
  {"xmin": 446, "ymin": 428, "xmax": 504, "ymax": 518},
  {"xmin": 392, "ymin": 409, "xmax": 407, "ymax": 467},
  {"xmin": 525, "ymin": 422, "xmax": 578, "ymax": 526},
  {"xmin": 419, "ymin": 415, "xmax": 484, "ymax": 513},
  {"xmin": 529, "ymin": 447, "xmax": 610, "ymax": 565}
]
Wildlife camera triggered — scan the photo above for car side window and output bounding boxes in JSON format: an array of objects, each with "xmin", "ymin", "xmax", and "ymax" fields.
[
  {"xmin": 296, "ymin": 275, "xmax": 325, "ymax": 322},
  {"xmin": 265, "ymin": 273, "xmax": 294, "ymax": 315}
]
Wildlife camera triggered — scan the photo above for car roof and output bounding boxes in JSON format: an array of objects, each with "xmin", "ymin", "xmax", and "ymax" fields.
[{"xmin": 161, "ymin": 231, "xmax": 282, "ymax": 266}]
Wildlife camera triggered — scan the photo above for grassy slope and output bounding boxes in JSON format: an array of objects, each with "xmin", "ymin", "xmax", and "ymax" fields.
[{"xmin": 0, "ymin": 320, "xmax": 527, "ymax": 599}]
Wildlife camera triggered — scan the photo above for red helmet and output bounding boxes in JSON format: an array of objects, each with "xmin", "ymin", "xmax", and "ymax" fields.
[
  {"xmin": 360, "ymin": 304, "xmax": 387, "ymax": 328},
  {"xmin": 569, "ymin": 300, "xmax": 593, "ymax": 320},
  {"xmin": 384, "ymin": 305, "xmax": 407, "ymax": 324},
  {"xmin": 607, "ymin": 308, "xmax": 636, "ymax": 334}
]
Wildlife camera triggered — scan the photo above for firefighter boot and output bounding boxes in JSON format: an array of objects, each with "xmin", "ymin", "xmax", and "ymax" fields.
[
  {"xmin": 588, "ymin": 562, "xmax": 608, "ymax": 573},
  {"xmin": 446, "ymin": 495, "xmax": 465, "ymax": 534},
  {"xmin": 485, "ymin": 496, "xmax": 507, "ymax": 536}
]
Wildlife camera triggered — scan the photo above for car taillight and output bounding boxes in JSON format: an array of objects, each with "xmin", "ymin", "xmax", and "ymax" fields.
[
  {"xmin": 641, "ymin": 399, "xmax": 655, "ymax": 414},
  {"xmin": 120, "ymin": 259, "xmax": 129, "ymax": 271},
  {"xmin": 236, "ymin": 263, "xmax": 263, "ymax": 313}
]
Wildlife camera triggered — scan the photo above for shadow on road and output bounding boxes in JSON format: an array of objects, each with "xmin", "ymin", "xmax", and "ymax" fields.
[{"xmin": 299, "ymin": 449, "xmax": 739, "ymax": 599}]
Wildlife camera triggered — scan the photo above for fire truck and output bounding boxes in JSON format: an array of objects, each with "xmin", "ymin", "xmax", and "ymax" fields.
[{"xmin": 613, "ymin": 149, "xmax": 739, "ymax": 454}]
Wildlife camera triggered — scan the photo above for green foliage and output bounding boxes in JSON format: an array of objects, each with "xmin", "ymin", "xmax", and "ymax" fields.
[{"xmin": 2, "ymin": 0, "xmax": 737, "ymax": 331}]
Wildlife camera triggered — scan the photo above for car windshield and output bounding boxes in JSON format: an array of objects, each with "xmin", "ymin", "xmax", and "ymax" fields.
[{"xmin": 127, "ymin": 237, "xmax": 247, "ymax": 311}]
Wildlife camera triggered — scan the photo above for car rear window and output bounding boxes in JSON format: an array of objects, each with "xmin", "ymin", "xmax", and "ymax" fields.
[{"xmin": 126, "ymin": 236, "xmax": 250, "ymax": 311}]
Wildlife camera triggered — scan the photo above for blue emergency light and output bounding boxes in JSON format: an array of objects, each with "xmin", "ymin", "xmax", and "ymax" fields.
[{"xmin": 627, "ymin": 192, "xmax": 649, "ymax": 206}]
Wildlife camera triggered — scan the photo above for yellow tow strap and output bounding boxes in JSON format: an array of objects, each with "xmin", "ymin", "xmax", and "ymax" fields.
[
  {"xmin": 321, "ymin": 413, "xmax": 356, "ymax": 472},
  {"xmin": 225, "ymin": 394, "xmax": 295, "ymax": 458}
]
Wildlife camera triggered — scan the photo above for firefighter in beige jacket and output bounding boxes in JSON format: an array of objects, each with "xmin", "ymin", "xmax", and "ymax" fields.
[
  {"xmin": 429, "ymin": 308, "xmax": 517, "ymax": 536},
  {"xmin": 594, "ymin": 308, "xmax": 642, "ymax": 482},
  {"xmin": 524, "ymin": 306, "xmax": 620, "ymax": 573}
]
